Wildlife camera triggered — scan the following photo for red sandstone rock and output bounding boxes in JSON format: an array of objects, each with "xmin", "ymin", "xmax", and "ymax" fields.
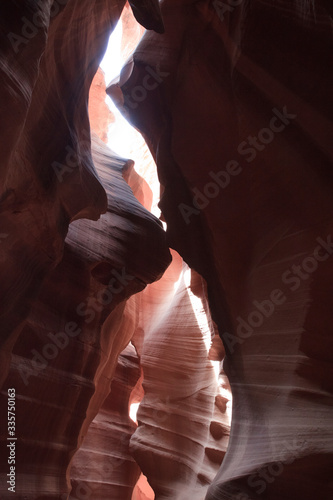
[
  {"xmin": 121, "ymin": 3, "xmax": 146, "ymax": 63},
  {"xmin": 132, "ymin": 473, "xmax": 155, "ymax": 500},
  {"xmin": 69, "ymin": 64, "xmax": 231, "ymax": 499},
  {"xmin": 129, "ymin": 251, "xmax": 230, "ymax": 500},
  {"xmin": 0, "ymin": 134, "xmax": 170, "ymax": 498},
  {"xmin": 88, "ymin": 68, "xmax": 115, "ymax": 144},
  {"xmin": 0, "ymin": 3, "xmax": 169, "ymax": 496},
  {"xmin": 0, "ymin": 0, "xmax": 125, "ymax": 374},
  {"xmin": 109, "ymin": 1, "xmax": 333, "ymax": 499},
  {"xmin": 70, "ymin": 343, "xmax": 142, "ymax": 500},
  {"xmin": 1, "ymin": 0, "xmax": 332, "ymax": 499},
  {"xmin": 0, "ymin": 0, "xmax": 164, "ymax": 364}
]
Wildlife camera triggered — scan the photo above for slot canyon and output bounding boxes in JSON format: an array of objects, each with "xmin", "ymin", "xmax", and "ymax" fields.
[{"xmin": 0, "ymin": 1, "xmax": 332, "ymax": 499}]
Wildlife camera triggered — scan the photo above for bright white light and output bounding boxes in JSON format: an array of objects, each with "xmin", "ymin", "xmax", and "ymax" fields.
[
  {"xmin": 100, "ymin": 20, "xmax": 133, "ymax": 159},
  {"xmin": 183, "ymin": 266, "xmax": 212, "ymax": 353},
  {"xmin": 100, "ymin": 20, "xmax": 137, "ymax": 159},
  {"xmin": 106, "ymin": 98, "xmax": 141, "ymax": 158},
  {"xmin": 100, "ymin": 21, "xmax": 123, "ymax": 86},
  {"xmin": 99, "ymin": 19, "xmax": 162, "ymax": 218},
  {"xmin": 211, "ymin": 359, "xmax": 221, "ymax": 381},
  {"xmin": 129, "ymin": 402, "xmax": 140, "ymax": 423}
]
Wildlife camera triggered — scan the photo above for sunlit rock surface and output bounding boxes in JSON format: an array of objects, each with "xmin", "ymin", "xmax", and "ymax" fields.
[
  {"xmin": 0, "ymin": 1, "xmax": 169, "ymax": 498},
  {"xmin": 1, "ymin": 0, "xmax": 332, "ymax": 499},
  {"xmin": 89, "ymin": 68, "xmax": 115, "ymax": 144},
  {"xmin": 69, "ymin": 68, "xmax": 230, "ymax": 499},
  {"xmin": 0, "ymin": 0, "xmax": 164, "ymax": 359},
  {"xmin": 109, "ymin": 1, "xmax": 333, "ymax": 499},
  {"xmin": 121, "ymin": 3, "xmax": 145, "ymax": 62},
  {"xmin": 0, "ymin": 132, "xmax": 170, "ymax": 498},
  {"xmin": 70, "ymin": 343, "xmax": 142, "ymax": 500},
  {"xmin": 130, "ymin": 250, "xmax": 230, "ymax": 500},
  {"xmin": 106, "ymin": 3, "xmax": 161, "ymax": 217}
]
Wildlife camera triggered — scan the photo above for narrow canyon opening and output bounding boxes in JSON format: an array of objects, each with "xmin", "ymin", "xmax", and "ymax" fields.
[
  {"xmin": 1, "ymin": 1, "xmax": 331, "ymax": 500},
  {"xmin": 85, "ymin": 5, "xmax": 233, "ymax": 499}
]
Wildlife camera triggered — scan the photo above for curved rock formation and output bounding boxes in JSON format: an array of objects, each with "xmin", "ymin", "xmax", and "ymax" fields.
[
  {"xmin": 0, "ymin": 133, "xmax": 170, "ymax": 498},
  {"xmin": 130, "ymin": 251, "xmax": 230, "ymax": 500},
  {"xmin": 68, "ymin": 70, "xmax": 230, "ymax": 498},
  {"xmin": 1, "ymin": 0, "xmax": 332, "ymax": 499},
  {"xmin": 0, "ymin": 0, "xmax": 164, "ymax": 372},
  {"xmin": 89, "ymin": 67, "xmax": 115, "ymax": 144},
  {"xmin": 108, "ymin": 1, "xmax": 333, "ymax": 499},
  {"xmin": 69, "ymin": 342, "xmax": 142, "ymax": 500},
  {"xmin": 0, "ymin": 2, "xmax": 169, "ymax": 497}
]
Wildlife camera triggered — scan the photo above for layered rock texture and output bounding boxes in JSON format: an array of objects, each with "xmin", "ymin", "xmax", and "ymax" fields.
[
  {"xmin": 88, "ymin": 68, "xmax": 115, "ymax": 144},
  {"xmin": 1, "ymin": 0, "xmax": 332, "ymax": 500},
  {"xmin": 0, "ymin": 1, "xmax": 170, "ymax": 498},
  {"xmin": 68, "ymin": 59, "xmax": 230, "ymax": 500},
  {"xmin": 107, "ymin": 0, "xmax": 333, "ymax": 499}
]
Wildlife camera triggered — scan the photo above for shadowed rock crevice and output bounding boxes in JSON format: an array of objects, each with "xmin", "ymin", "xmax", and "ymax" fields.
[
  {"xmin": 0, "ymin": 0, "xmax": 332, "ymax": 499},
  {"xmin": 108, "ymin": 1, "xmax": 333, "ymax": 499}
]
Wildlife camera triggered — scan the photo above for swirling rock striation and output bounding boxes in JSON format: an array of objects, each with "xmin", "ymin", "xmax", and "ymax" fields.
[
  {"xmin": 69, "ymin": 65, "xmax": 231, "ymax": 499},
  {"xmin": 70, "ymin": 343, "xmax": 142, "ymax": 500},
  {"xmin": 109, "ymin": 1, "xmax": 333, "ymax": 499},
  {"xmin": 0, "ymin": 0, "xmax": 163, "ymax": 370},
  {"xmin": 129, "ymin": 250, "xmax": 231, "ymax": 500},
  {"xmin": 1, "ymin": 1, "xmax": 167, "ymax": 497}
]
